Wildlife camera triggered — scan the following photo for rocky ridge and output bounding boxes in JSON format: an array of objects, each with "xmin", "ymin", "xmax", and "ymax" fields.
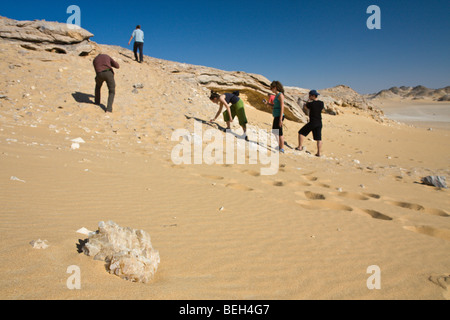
[{"xmin": 0, "ymin": 15, "xmax": 384, "ymax": 124}]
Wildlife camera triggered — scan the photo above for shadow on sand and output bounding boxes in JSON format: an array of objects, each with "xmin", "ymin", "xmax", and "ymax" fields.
[
  {"xmin": 72, "ymin": 92, "xmax": 106, "ymax": 112},
  {"xmin": 184, "ymin": 115, "xmax": 282, "ymax": 153}
]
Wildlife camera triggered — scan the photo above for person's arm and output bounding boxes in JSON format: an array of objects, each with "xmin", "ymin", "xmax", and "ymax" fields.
[
  {"xmin": 220, "ymin": 95, "xmax": 233, "ymax": 122},
  {"xmin": 279, "ymin": 94, "xmax": 285, "ymax": 127},
  {"xmin": 110, "ymin": 57, "xmax": 120, "ymax": 69},
  {"xmin": 303, "ymin": 103, "xmax": 311, "ymax": 122},
  {"xmin": 303, "ymin": 102, "xmax": 310, "ymax": 116},
  {"xmin": 211, "ymin": 104, "xmax": 224, "ymax": 122},
  {"xmin": 128, "ymin": 31, "xmax": 135, "ymax": 45},
  {"xmin": 264, "ymin": 96, "xmax": 272, "ymax": 107}
]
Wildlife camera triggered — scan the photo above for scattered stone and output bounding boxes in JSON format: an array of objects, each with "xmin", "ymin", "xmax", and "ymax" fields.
[
  {"xmin": 133, "ymin": 83, "xmax": 144, "ymax": 89},
  {"xmin": 30, "ymin": 239, "xmax": 49, "ymax": 249},
  {"xmin": 10, "ymin": 176, "xmax": 26, "ymax": 183},
  {"xmin": 71, "ymin": 143, "xmax": 80, "ymax": 150},
  {"xmin": 76, "ymin": 227, "xmax": 94, "ymax": 236},
  {"xmin": 421, "ymin": 176, "xmax": 447, "ymax": 189},
  {"xmin": 71, "ymin": 137, "xmax": 85, "ymax": 144},
  {"xmin": 81, "ymin": 221, "xmax": 160, "ymax": 284}
]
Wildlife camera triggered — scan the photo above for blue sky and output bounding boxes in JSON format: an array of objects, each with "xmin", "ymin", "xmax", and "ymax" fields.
[{"xmin": 1, "ymin": 0, "xmax": 449, "ymax": 93}]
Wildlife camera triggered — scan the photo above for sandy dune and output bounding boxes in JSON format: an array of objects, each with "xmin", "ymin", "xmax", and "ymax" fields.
[{"xmin": 0, "ymin": 41, "xmax": 449, "ymax": 300}]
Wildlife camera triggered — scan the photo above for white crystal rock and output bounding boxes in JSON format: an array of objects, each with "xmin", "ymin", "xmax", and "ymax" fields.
[
  {"xmin": 30, "ymin": 239, "xmax": 49, "ymax": 249},
  {"xmin": 71, "ymin": 137, "xmax": 85, "ymax": 144},
  {"xmin": 71, "ymin": 143, "xmax": 80, "ymax": 150},
  {"xmin": 76, "ymin": 227, "xmax": 94, "ymax": 236},
  {"xmin": 83, "ymin": 221, "xmax": 160, "ymax": 284}
]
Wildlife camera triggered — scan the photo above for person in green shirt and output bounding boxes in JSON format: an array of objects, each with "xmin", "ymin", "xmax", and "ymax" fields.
[{"xmin": 209, "ymin": 91, "xmax": 249, "ymax": 140}]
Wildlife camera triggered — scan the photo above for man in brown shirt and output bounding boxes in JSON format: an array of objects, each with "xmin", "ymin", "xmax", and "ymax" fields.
[{"xmin": 93, "ymin": 54, "xmax": 120, "ymax": 113}]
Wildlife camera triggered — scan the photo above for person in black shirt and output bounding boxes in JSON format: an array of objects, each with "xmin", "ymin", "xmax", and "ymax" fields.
[{"xmin": 296, "ymin": 90, "xmax": 324, "ymax": 157}]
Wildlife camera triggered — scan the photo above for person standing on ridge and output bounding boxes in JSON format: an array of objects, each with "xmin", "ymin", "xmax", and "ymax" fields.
[
  {"xmin": 128, "ymin": 25, "xmax": 144, "ymax": 63},
  {"xmin": 93, "ymin": 53, "xmax": 120, "ymax": 113}
]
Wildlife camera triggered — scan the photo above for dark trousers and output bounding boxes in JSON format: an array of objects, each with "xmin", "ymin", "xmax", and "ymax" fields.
[
  {"xmin": 134, "ymin": 41, "xmax": 144, "ymax": 62},
  {"xmin": 95, "ymin": 70, "xmax": 115, "ymax": 112}
]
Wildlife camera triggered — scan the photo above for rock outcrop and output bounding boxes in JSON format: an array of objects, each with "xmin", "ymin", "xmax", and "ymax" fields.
[
  {"xmin": 0, "ymin": 16, "xmax": 97, "ymax": 56},
  {"xmin": 166, "ymin": 64, "xmax": 382, "ymax": 123},
  {"xmin": 166, "ymin": 62, "xmax": 309, "ymax": 122}
]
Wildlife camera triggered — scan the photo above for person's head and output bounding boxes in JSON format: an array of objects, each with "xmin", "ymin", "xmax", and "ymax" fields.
[
  {"xmin": 136, "ymin": 25, "xmax": 141, "ymax": 29},
  {"xmin": 209, "ymin": 91, "xmax": 221, "ymax": 104},
  {"xmin": 270, "ymin": 81, "xmax": 284, "ymax": 94},
  {"xmin": 309, "ymin": 90, "xmax": 320, "ymax": 100}
]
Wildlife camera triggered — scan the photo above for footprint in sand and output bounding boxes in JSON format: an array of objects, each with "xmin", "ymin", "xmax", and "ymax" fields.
[
  {"xmin": 241, "ymin": 169, "xmax": 261, "ymax": 177},
  {"xmin": 263, "ymin": 180, "xmax": 285, "ymax": 187},
  {"xmin": 428, "ymin": 274, "xmax": 450, "ymax": 299},
  {"xmin": 200, "ymin": 174, "xmax": 225, "ymax": 181},
  {"xmin": 363, "ymin": 209, "xmax": 393, "ymax": 221},
  {"xmin": 424, "ymin": 208, "xmax": 450, "ymax": 217},
  {"xmin": 333, "ymin": 191, "xmax": 370, "ymax": 201},
  {"xmin": 286, "ymin": 181, "xmax": 312, "ymax": 187},
  {"xmin": 296, "ymin": 200, "xmax": 353, "ymax": 212},
  {"xmin": 304, "ymin": 191, "xmax": 326, "ymax": 200},
  {"xmin": 225, "ymin": 183, "xmax": 254, "ymax": 192},
  {"xmin": 403, "ymin": 225, "xmax": 450, "ymax": 241},
  {"xmin": 363, "ymin": 193, "xmax": 382, "ymax": 200},
  {"xmin": 387, "ymin": 201, "xmax": 449, "ymax": 217}
]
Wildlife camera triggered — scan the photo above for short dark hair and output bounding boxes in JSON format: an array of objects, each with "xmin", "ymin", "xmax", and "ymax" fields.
[
  {"xmin": 136, "ymin": 25, "xmax": 141, "ymax": 29},
  {"xmin": 210, "ymin": 91, "xmax": 220, "ymax": 100}
]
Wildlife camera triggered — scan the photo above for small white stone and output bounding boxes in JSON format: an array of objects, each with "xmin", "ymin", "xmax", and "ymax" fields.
[{"xmin": 30, "ymin": 239, "xmax": 49, "ymax": 249}]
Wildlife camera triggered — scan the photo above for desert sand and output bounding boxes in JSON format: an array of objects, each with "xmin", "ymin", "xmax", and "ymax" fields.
[{"xmin": 0, "ymin": 39, "xmax": 449, "ymax": 301}]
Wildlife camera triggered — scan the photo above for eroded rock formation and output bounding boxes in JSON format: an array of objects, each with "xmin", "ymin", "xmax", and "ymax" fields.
[{"xmin": 0, "ymin": 16, "xmax": 98, "ymax": 56}]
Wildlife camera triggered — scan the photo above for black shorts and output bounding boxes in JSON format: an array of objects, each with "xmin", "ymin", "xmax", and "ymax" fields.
[
  {"xmin": 299, "ymin": 122, "xmax": 323, "ymax": 141},
  {"xmin": 272, "ymin": 116, "xmax": 285, "ymax": 136}
]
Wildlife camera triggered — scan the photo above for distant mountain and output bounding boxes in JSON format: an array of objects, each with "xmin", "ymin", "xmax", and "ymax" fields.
[{"xmin": 367, "ymin": 86, "xmax": 450, "ymax": 101}]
